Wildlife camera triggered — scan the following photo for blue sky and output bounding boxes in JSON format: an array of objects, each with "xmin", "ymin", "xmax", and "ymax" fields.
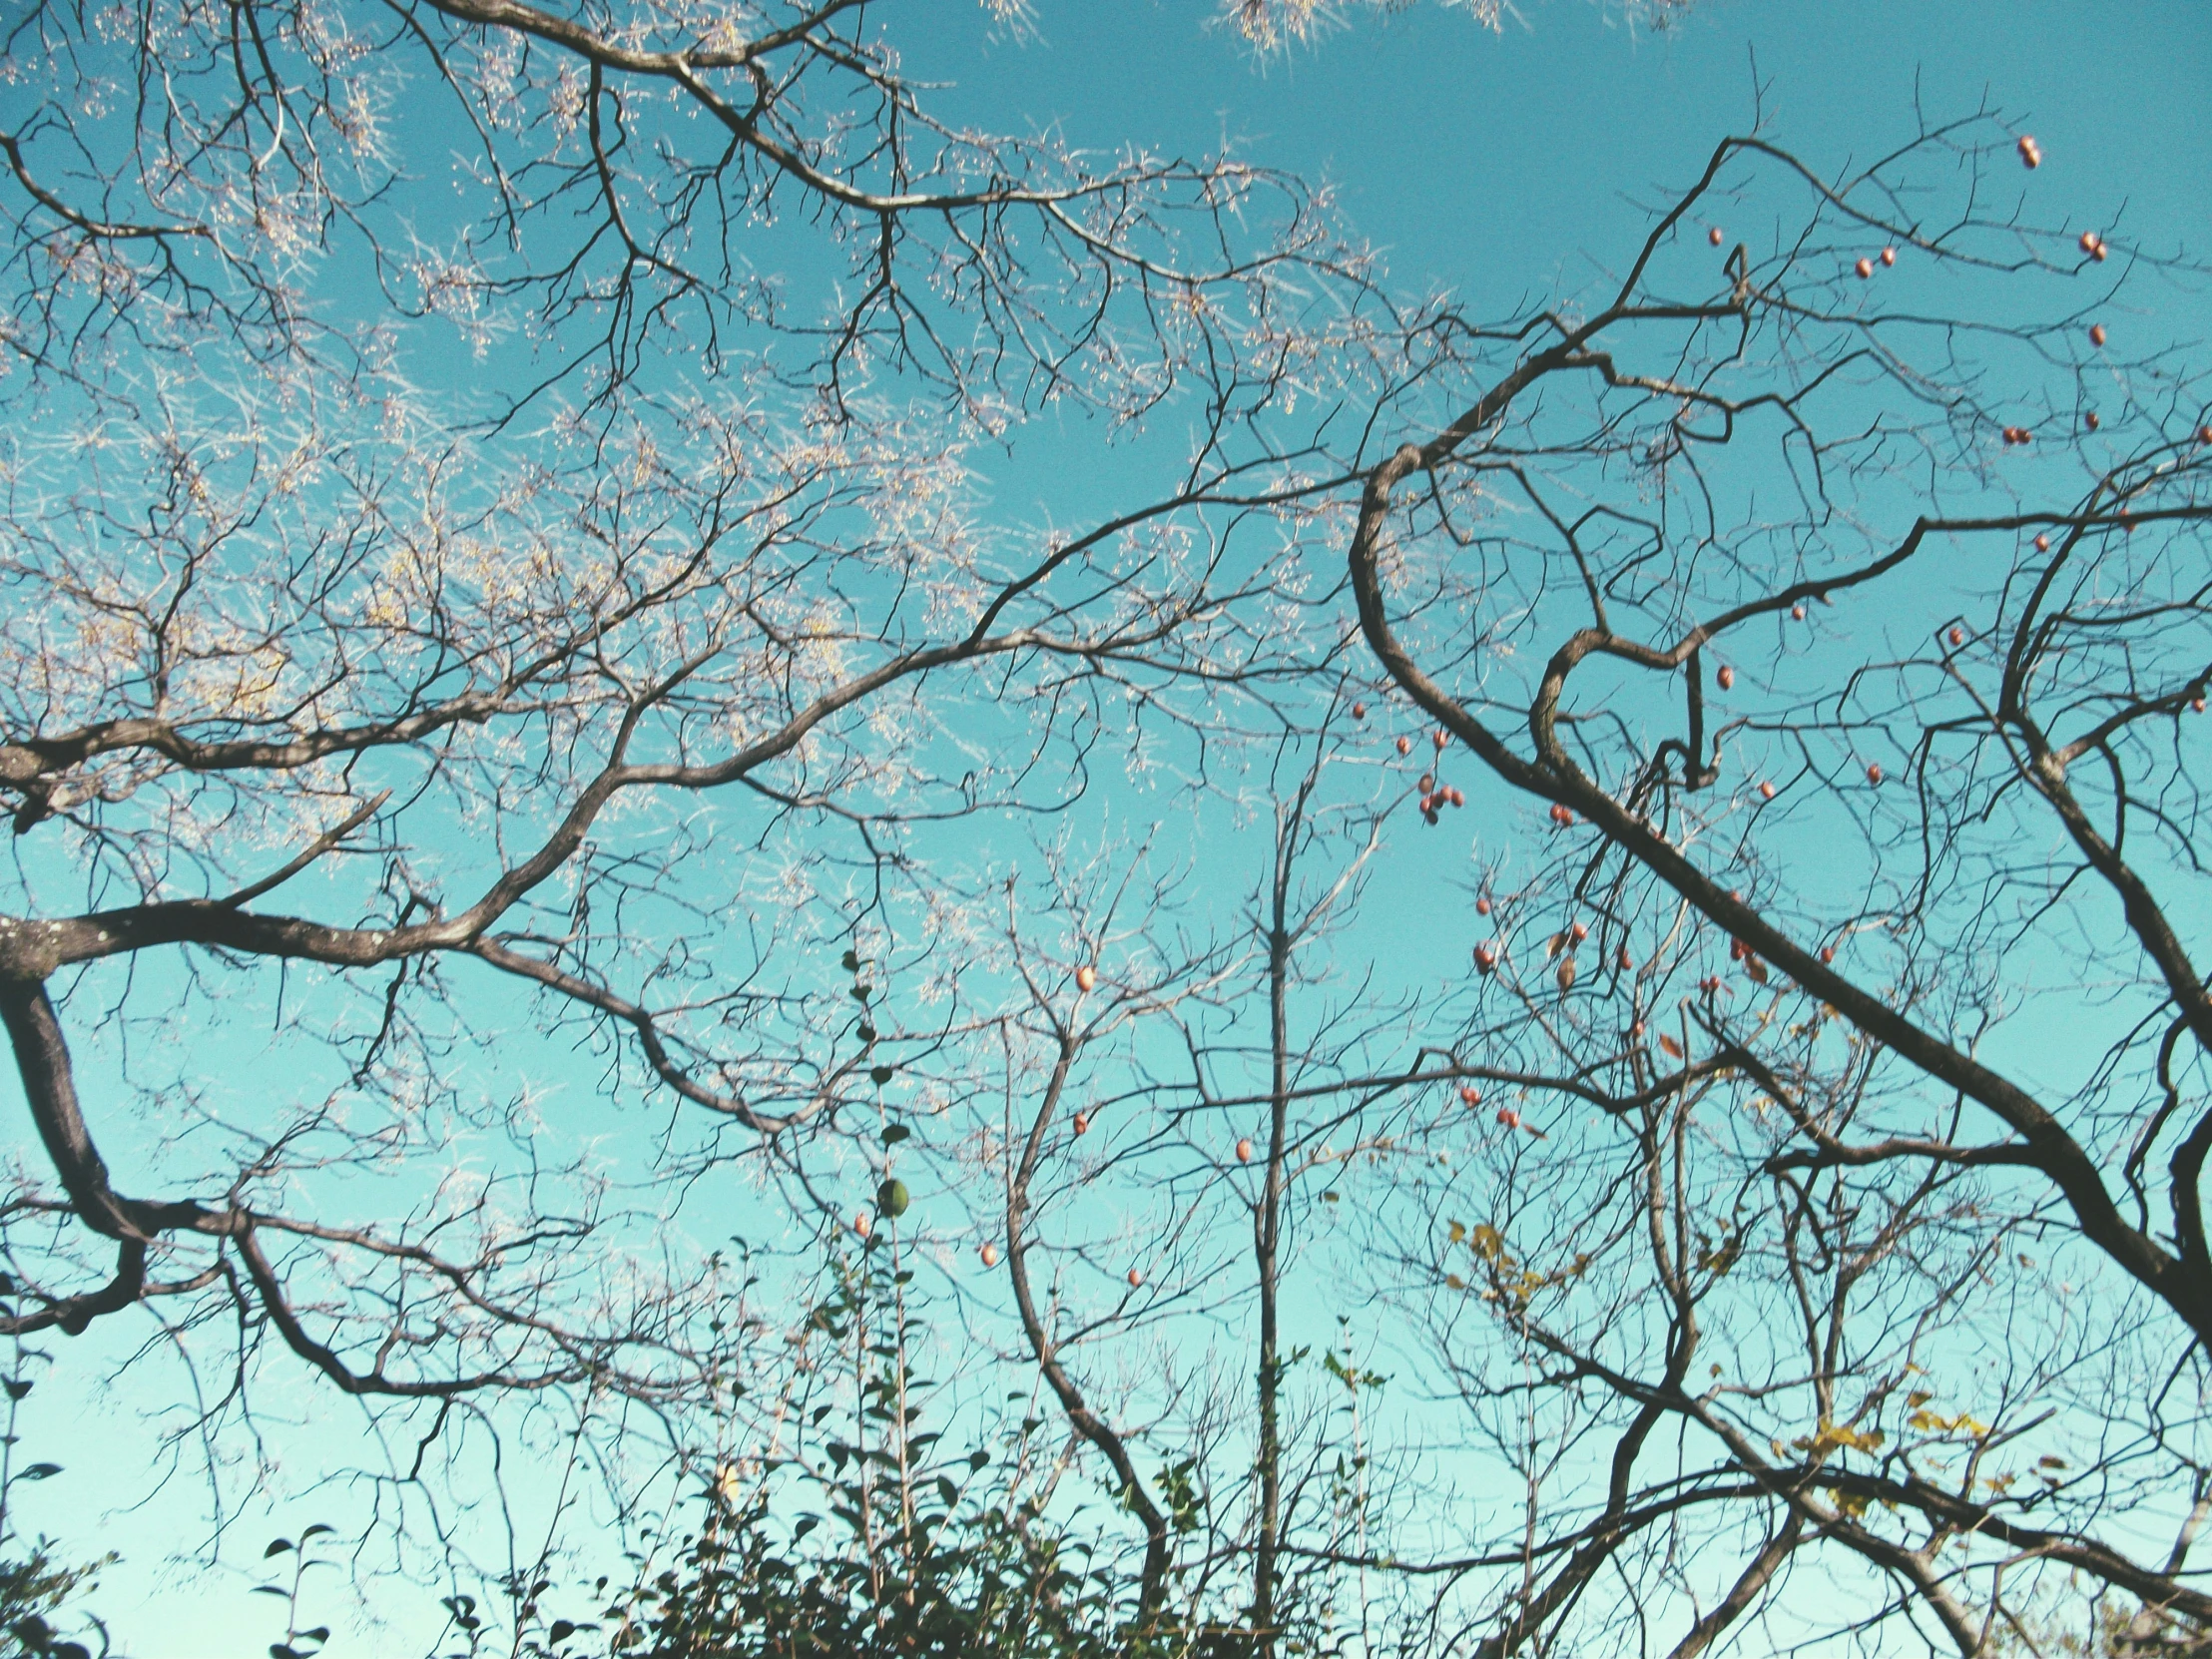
[
  {"xmin": 14, "ymin": 1, "xmax": 2212, "ymax": 1651},
  {"xmin": 919, "ymin": 0, "xmax": 2210, "ymax": 324}
]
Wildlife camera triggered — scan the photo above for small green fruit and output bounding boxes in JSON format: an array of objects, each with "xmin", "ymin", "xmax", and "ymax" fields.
[{"xmin": 876, "ymin": 1179, "xmax": 910, "ymax": 1219}]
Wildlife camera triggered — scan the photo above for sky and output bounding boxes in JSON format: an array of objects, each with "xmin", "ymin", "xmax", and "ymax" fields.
[{"xmin": 10, "ymin": 0, "xmax": 2212, "ymax": 1653}]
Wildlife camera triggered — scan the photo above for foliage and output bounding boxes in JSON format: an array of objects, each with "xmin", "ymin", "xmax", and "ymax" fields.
[
  {"xmin": 605, "ymin": 1245, "xmax": 1207, "ymax": 1659},
  {"xmin": 0, "ymin": 1348, "xmax": 108, "ymax": 1659},
  {"xmin": 0, "ymin": 1551, "xmax": 106, "ymax": 1659}
]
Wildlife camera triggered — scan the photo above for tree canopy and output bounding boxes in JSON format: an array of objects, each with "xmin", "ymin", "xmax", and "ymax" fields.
[{"xmin": 1, "ymin": 1, "xmax": 2209, "ymax": 1654}]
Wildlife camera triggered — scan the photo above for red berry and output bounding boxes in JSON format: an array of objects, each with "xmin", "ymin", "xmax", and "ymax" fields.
[
  {"xmin": 1570, "ymin": 921, "xmax": 1589, "ymax": 943},
  {"xmin": 1759, "ymin": 781, "xmax": 1776, "ymax": 801},
  {"xmin": 1867, "ymin": 763, "xmax": 1884, "ymax": 785},
  {"xmin": 1073, "ymin": 1112, "xmax": 1090, "ymax": 1135},
  {"xmin": 1618, "ymin": 945, "xmax": 1633, "ymax": 970},
  {"xmin": 1881, "ymin": 247, "xmax": 1897, "ymax": 267},
  {"xmin": 1631, "ymin": 1020, "xmax": 1646, "ymax": 1038},
  {"xmin": 2080, "ymin": 231, "xmax": 2101, "ymax": 256},
  {"xmin": 854, "ymin": 1212, "xmax": 872, "ymax": 1238},
  {"xmin": 1791, "ymin": 603, "xmax": 1806, "ymax": 621},
  {"xmin": 2089, "ymin": 323, "xmax": 2106, "ymax": 347},
  {"xmin": 1716, "ymin": 665, "xmax": 1736, "ymax": 691},
  {"xmin": 980, "ymin": 1241, "xmax": 1001, "ymax": 1267},
  {"xmin": 1709, "ymin": 226, "xmax": 1724, "ymax": 247},
  {"xmin": 1433, "ymin": 728, "xmax": 1448, "ymax": 751},
  {"xmin": 2017, "ymin": 135, "xmax": 2041, "ymax": 168},
  {"xmin": 2195, "ymin": 697, "xmax": 2207, "ymax": 714},
  {"xmin": 1448, "ymin": 787, "xmax": 1464, "ymax": 807},
  {"xmin": 1457, "ymin": 1084, "xmax": 1482, "ymax": 1107},
  {"xmin": 1856, "ymin": 257, "xmax": 1874, "ymax": 278},
  {"xmin": 1495, "ymin": 1108, "xmax": 1521, "ymax": 1130},
  {"xmin": 1127, "ymin": 1269, "xmax": 1143, "ymax": 1288},
  {"xmin": 2198, "ymin": 426, "xmax": 2212, "ymax": 444},
  {"xmin": 2084, "ymin": 410, "xmax": 2100, "ymax": 431},
  {"xmin": 1076, "ymin": 965, "xmax": 1097, "ymax": 992},
  {"xmin": 1352, "ymin": 702, "xmax": 1367, "ymax": 720},
  {"xmin": 1948, "ymin": 626, "xmax": 1965, "ymax": 647},
  {"xmin": 1396, "ymin": 736, "xmax": 1412, "ymax": 756},
  {"xmin": 1236, "ymin": 1137, "xmax": 1254, "ymax": 1162},
  {"xmin": 1418, "ymin": 774, "xmax": 1434, "ymax": 793},
  {"xmin": 1820, "ymin": 945, "xmax": 1836, "ymax": 964},
  {"xmin": 2093, "ymin": 240, "xmax": 2108, "ymax": 263},
  {"xmin": 2034, "ymin": 533, "xmax": 2050, "ymax": 552},
  {"xmin": 1474, "ymin": 944, "xmax": 1498, "ymax": 974},
  {"xmin": 1475, "ymin": 896, "xmax": 1491, "ymax": 915}
]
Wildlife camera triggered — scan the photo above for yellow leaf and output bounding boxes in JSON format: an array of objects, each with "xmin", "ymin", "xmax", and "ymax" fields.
[
  {"xmin": 1909, "ymin": 1409, "xmax": 1989, "ymax": 1438},
  {"xmin": 1658, "ymin": 1033, "xmax": 1684, "ymax": 1058}
]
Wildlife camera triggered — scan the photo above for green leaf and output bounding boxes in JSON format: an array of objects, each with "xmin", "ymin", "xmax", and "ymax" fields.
[
  {"xmin": 299, "ymin": 1523, "xmax": 334, "ymax": 1541},
  {"xmin": 17, "ymin": 1462, "xmax": 60, "ymax": 1479},
  {"xmin": 3, "ymin": 1379, "xmax": 31, "ymax": 1400},
  {"xmin": 880, "ymin": 1124, "xmax": 909, "ymax": 1145},
  {"xmin": 266, "ymin": 1537, "xmax": 295, "ymax": 1557}
]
